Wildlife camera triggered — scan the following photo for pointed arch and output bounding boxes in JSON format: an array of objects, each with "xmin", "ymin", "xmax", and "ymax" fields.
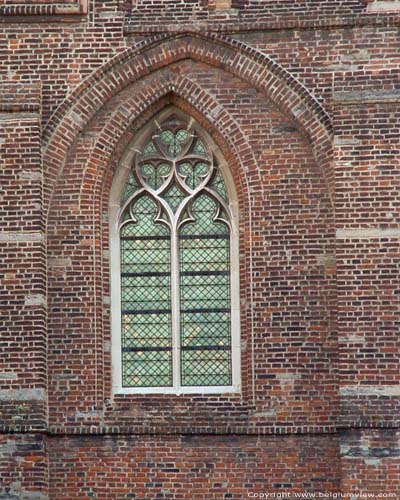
[{"xmin": 43, "ymin": 31, "xmax": 334, "ymax": 217}]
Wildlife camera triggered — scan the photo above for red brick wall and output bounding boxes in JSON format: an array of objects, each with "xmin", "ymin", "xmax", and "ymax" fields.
[
  {"xmin": 0, "ymin": 434, "xmax": 48, "ymax": 499},
  {"xmin": 0, "ymin": 82, "xmax": 47, "ymax": 431},
  {"xmin": 340, "ymin": 430, "xmax": 400, "ymax": 495},
  {"xmin": 1, "ymin": 0, "xmax": 399, "ymax": 498},
  {"xmin": 49, "ymin": 434, "xmax": 341, "ymax": 499}
]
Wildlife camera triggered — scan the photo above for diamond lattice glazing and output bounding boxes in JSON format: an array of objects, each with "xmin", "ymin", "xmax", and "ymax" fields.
[
  {"xmin": 179, "ymin": 194, "xmax": 231, "ymax": 386},
  {"xmin": 120, "ymin": 196, "xmax": 172, "ymax": 387}
]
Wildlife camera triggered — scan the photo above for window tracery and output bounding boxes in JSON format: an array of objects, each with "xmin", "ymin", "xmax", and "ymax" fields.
[{"xmin": 111, "ymin": 112, "xmax": 240, "ymax": 393}]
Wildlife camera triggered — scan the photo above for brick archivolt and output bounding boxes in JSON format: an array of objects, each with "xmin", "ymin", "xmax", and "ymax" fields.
[
  {"xmin": 47, "ymin": 70, "xmax": 256, "ymax": 230},
  {"xmin": 43, "ymin": 32, "xmax": 334, "ymax": 217}
]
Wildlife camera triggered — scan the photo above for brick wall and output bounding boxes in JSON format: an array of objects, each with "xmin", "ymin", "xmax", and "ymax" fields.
[
  {"xmin": 340, "ymin": 429, "xmax": 400, "ymax": 494},
  {"xmin": 49, "ymin": 434, "xmax": 341, "ymax": 499},
  {"xmin": 0, "ymin": 82, "xmax": 47, "ymax": 432},
  {"xmin": 0, "ymin": 434, "xmax": 48, "ymax": 499},
  {"xmin": 0, "ymin": 0, "xmax": 399, "ymax": 498}
]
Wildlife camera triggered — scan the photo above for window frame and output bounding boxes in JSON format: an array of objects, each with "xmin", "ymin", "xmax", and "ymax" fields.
[{"xmin": 110, "ymin": 108, "xmax": 241, "ymax": 395}]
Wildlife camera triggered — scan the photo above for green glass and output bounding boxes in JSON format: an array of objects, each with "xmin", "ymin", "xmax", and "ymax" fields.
[
  {"xmin": 179, "ymin": 195, "xmax": 232, "ymax": 386},
  {"xmin": 140, "ymin": 163, "xmax": 170, "ymax": 190},
  {"xmin": 161, "ymin": 183, "xmax": 186, "ymax": 213},
  {"xmin": 142, "ymin": 141, "xmax": 157, "ymax": 156},
  {"xmin": 193, "ymin": 138, "xmax": 207, "ymax": 156},
  {"xmin": 178, "ymin": 161, "xmax": 210, "ymax": 190},
  {"xmin": 120, "ymin": 196, "xmax": 172, "ymax": 387},
  {"xmin": 120, "ymin": 171, "xmax": 138, "ymax": 205}
]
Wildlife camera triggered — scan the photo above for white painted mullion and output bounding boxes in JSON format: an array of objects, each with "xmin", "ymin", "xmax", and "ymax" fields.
[{"xmin": 170, "ymin": 161, "xmax": 181, "ymax": 392}]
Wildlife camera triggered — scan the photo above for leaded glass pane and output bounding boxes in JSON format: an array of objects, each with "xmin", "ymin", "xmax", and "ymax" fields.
[
  {"xmin": 193, "ymin": 138, "xmax": 207, "ymax": 156},
  {"xmin": 157, "ymin": 126, "xmax": 192, "ymax": 159},
  {"xmin": 179, "ymin": 195, "xmax": 232, "ymax": 386},
  {"xmin": 161, "ymin": 183, "xmax": 186, "ymax": 213},
  {"xmin": 178, "ymin": 161, "xmax": 210, "ymax": 190},
  {"xmin": 121, "ymin": 170, "xmax": 139, "ymax": 205},
  {"xmin": 142, "ymin": 140, "xmax": 157, "ymax": 156},
  {"xmin": 210, "ymin": 168, "xmax": 228, "ymax": 202},
  {"xmin": 141, "ymin": 162, "xmax": 171, "ymax": 190},
  {"xmin": 120, "ymin": 195, "xmax": 172, "ymax": 387}
]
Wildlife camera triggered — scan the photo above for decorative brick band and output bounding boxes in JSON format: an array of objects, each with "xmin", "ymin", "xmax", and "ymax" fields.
[
  {"xmin": 0, "ymin": 81, "xmax": 41, "ymax": 113},
  {"xmin": 123, "ymin": 13, "xmax": 400, "ymax": 35},
  {"xmin": 45, "ymin": 424, "xmax": 339, "ymax": 436},
  {"xmin": 366, "ymin": 0, "xmax": 400, "ymax": 12},
  {"xmin": 0, "ymin": 231, "xmax": 44, "ymax": 242},
  {"xmin": 333, "ymin": 89, "xmax": 400, "ymax": 104},
  {"xmin": 336, "ymin": 228, "xmax": 400, "ymax": 239},
  {"xmin": 0, "ymin": 389, "xmax": 46, "ymax": 401},
  {"xmin": 340, "ymin": 385, "xmax": 400, "ymax": 396},
  {"xmin": 2, "ymin": 423, "xmax": 397, "ymax": 435},
  {"xmin": 0, "ymin": 0, "xmax": 87, "ymax": 16}
]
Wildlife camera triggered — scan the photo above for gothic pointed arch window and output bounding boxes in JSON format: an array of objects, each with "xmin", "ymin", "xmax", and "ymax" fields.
[{"xmin": 110, "ymin": 110, "xmax": 240, "ymax": 394}]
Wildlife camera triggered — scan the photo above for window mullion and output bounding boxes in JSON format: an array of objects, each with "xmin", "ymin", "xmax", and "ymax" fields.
[{"xmin": 170, "ymin": 169, "xmax": 181, "ymax": 392}]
